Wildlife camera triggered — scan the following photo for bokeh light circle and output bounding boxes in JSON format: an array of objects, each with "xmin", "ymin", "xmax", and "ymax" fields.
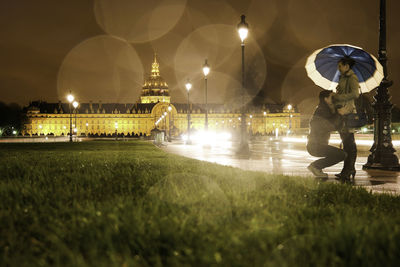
[
  {"xmin": 287, "ymin": 0, "xmax": 332, "ymax": 49},
  {"xmin": 57, "ymin": 35, "xmax": 144, "ymax": 103},
  {"xmin": 94, "ymin": 0, "xmax": 187, "ymax": 43},
  {"xmin": 246, "ymin": 0, "xmax": 278, "ymax": 40},
  {"xmin": 174, "ymin": 24, "xmax": 267, "ymax": 108}
]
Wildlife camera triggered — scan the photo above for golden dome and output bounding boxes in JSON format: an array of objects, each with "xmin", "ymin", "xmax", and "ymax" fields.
[
  {"xmin": 140, "ymin": 53, "xmax": 171, "ymax": 103},
  {"xmin": 142, "ymin": 53, "xmax": 169, "ymax": 92}
]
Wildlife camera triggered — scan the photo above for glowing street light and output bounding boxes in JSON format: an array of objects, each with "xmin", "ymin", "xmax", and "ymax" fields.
[
  {"xmin": 67, "ymin": 94, "xmax": 74, "ymax": 103},
  {"xmin": 237, "ymin": 14, "xmax": 249, "ymax": 153},
  {"xmin": 237, "ymin": 16, "xmax": 249, "ymax": 43},
  {"xmin": 287, "ymin": 104, "xmax": 292, "ymax": 134},
  {"xmin": 185, "ymin": 80, "xmax": 192, "ymax": 145},
  {"xmin": 67, "ymin": 92, "xmax": 74, "ymax": 142},
  {"xmin": 202, "ymin": 60, "xmax": 210, "ymax": 76},
  {"xmin": 73, "ymin": 101, "xmax": 79, "ymax": 137},
  {"xmin": 203, "ymin": 59, "xmax": 210, "ymax": 131}
]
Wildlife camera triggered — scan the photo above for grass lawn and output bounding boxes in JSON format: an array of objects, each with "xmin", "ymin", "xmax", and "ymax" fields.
[{"xmin": 1, "ymin": 141, "xmax": 400, "ymax": 266}]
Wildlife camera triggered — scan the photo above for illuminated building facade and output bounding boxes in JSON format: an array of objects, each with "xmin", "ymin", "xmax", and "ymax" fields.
[{"xmin": 23, "ymin": 55, "xmax": 300, "ymax": 137}]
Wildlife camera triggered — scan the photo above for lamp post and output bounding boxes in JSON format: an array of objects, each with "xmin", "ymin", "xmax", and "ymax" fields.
[
  {"xmin": 85, "ymin": 123, "xmax": 89, "ymax": 136},
  {"xmin": 73, "ymin": 101, "xmax": 79, "ymax": 139},
  {"xmin": 203, "ymin": 59, "xmax": 210, "ymax": 131},
  {"xmin": 164, "ymin": 111, "xmax": 167, "ymax": 131},
  {"xmin": 185, "ymin": 80, "xmax": 192, "ymax": 145},
  {"xmin": 249, "ymin": 114, "xmax": 252, "ymax": 138},
  {"xmin": 363, "ymin": 0, "xmax": 400, "ymax": 170},
  {"xmin": 163, "ymin": 111, "xmax": 167, "ymax": 141},
  {"xmin": 67, "ymin": 92, "xmax": 74, "ymax": 142},
  {"xmin": 237, "ymin": 14, "xmax": 249, "ymax": 153},
  {"xmin": 115, "ymin": 122, "xmax": 118, "ymax": 141},
  {"xmin": 287, "ymin": 104, "xmax": 292, "ymax": 135},
  {"xmin": 168, "ymin": 106, "xmax": 172, "ymax": 142},
  {"xmin": 263, "ymin": 111, "xmax": 267, "ymax": 135}
]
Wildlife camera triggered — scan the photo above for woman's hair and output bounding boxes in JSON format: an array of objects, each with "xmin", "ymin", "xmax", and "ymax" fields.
[
  {"xmin": 338, "ymin": 56, "xmax": 356, "ymax": 68},
  {"xmin": 319, "ymin": 90, "xmax": 333, "ymax": 102}
]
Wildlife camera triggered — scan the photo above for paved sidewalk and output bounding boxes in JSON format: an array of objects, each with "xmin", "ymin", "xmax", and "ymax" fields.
[{"xmin": 161, "ymin": 138, "xmax": 400, "ymax": 195}]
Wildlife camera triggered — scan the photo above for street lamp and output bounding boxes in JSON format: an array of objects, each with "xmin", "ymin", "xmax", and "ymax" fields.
[
  {"xmin": 185, "ymin": 80, "xmax": 192, "ymax": 144},
  {"xmin": 249, "ymin": 114, "xmax": 253, "ymax": 137},
  {"xmin": 164, "ymin": 111, "xmax": 167, "ymax": 130},
  {"xmin": 168, "ymin": 105, "xmax": 172, "ymax": 142},
  {"xmin": 237, "ymin": 14, "xmax": 249, "ymax": 153},
  {"xmin": 73, "ymin": 101, "xmax": 79, "ymax": 138},
  {"xmin": 287, "ymin": 104, "xmax": 292, "ymax": 135},
  {"xmin": 263, "ymin": 111, "xmax": 267, "ymax": 135},
  {"xmin": 115, "ymin": 122, "xmax": 118, "ymax": 141},
  {"xmin": 85, "ymin": 122, "xmax": 89, "ymax": 136},
  {"xmin": 203, "ymin": 59, "xmax": 210, "ymax": 131},
  {"xmin": 363, "ymin": 0, "xmax": 400, "ymax": 170},
  {"xmin": 67, "ymin": 92, "xmax": 74, "ymax": 142}
]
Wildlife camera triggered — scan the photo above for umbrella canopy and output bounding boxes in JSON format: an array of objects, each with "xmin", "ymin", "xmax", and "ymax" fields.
[{"xmin": 305, "ymin": 44, "xmax": 384, "ymax": 93}]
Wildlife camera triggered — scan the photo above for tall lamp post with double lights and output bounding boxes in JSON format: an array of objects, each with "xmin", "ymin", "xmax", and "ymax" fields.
[
  {"xmin": 73, "ymin": 101, "xmax": 79, "ymax": 138},
  {"xmin": 202, "ymin": 59, "xmax": 210, "ymax": 131},
  {"xmin": 67, "ymin": 92, "xmax": 74, "ymax": 142},
  {"xmin": 168, "ymin": 106, "xmax": 172, "ymax": 141},
  {"xmin": 237, "ymin": 15, "xmax": 249, "ymax": 153},
  {"xmin": 185, "ymin": 80, "xmax": 192, "ymax": 145},
  {"xmin": 363, "ymin": 0, "xmax": 400, "ymax": 170}
]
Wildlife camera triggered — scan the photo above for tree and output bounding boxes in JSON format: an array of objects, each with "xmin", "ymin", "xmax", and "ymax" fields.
[{"xmin": 0, "ymin": 102, "xmax": 27, "ymax": 135}]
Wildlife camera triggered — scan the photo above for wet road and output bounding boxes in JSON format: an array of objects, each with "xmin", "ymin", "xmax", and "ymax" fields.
[{"xmin": 162, "ymin": 137, "xmax": 400, "ymax": 195}]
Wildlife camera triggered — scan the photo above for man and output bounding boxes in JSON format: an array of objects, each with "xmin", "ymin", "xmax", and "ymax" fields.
[{"xmin": 307, "ymin": 90, "xmax": 349, "ymax": 178}]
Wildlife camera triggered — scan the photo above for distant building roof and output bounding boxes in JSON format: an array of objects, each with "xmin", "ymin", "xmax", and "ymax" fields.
[
  {"xmin": 25, "ymin": 101, "xmax": 157, "ymax": 114},
  {"xmin": 24, "ymin": 101, "xmax": 290, "ymax": 114}
]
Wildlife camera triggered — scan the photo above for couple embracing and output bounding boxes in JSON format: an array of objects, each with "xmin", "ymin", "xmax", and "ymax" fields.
[{"xmin": 307, "ymin": 57, "xmax": 359, "ymax": 181}]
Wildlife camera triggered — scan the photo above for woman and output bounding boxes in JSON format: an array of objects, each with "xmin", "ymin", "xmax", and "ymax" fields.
[
  {"xmin": 307, "ymin": 90, "xmax": 347, "ymax": 178},
  {"xmin": 333, "ymin": 56, "xmax": 360, "ymax": 180}
]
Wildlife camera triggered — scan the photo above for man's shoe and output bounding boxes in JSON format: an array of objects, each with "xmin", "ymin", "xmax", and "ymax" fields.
[{"xmin": 307, "ymin": 164, "xmax": 328, "ymax": 178}]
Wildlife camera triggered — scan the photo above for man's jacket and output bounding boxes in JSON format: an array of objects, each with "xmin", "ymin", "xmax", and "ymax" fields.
[{"xmin": 308, "ymin": 102, "xmax": 343, "ymax": 146}]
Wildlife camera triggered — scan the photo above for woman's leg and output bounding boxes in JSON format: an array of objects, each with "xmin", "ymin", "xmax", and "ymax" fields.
[{"xmin": 339, "ymin": 132, "xmax": 357, "ymax": 174}]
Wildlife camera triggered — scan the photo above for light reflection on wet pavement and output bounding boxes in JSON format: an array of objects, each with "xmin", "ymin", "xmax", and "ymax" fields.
[{"xmin": 162, "ymin": 139, "xmax": 400, "ymax": 195}]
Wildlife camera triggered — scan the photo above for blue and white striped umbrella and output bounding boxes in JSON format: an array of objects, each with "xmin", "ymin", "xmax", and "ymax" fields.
[{"xmin": 305, "ymin": 44, "xmax": 384, "ymax": 93}]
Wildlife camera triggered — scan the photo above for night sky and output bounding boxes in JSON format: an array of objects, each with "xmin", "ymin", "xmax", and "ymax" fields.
[{"xmin": 1, "ymin": 0, "xmax": 399, "ymax": 115}]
